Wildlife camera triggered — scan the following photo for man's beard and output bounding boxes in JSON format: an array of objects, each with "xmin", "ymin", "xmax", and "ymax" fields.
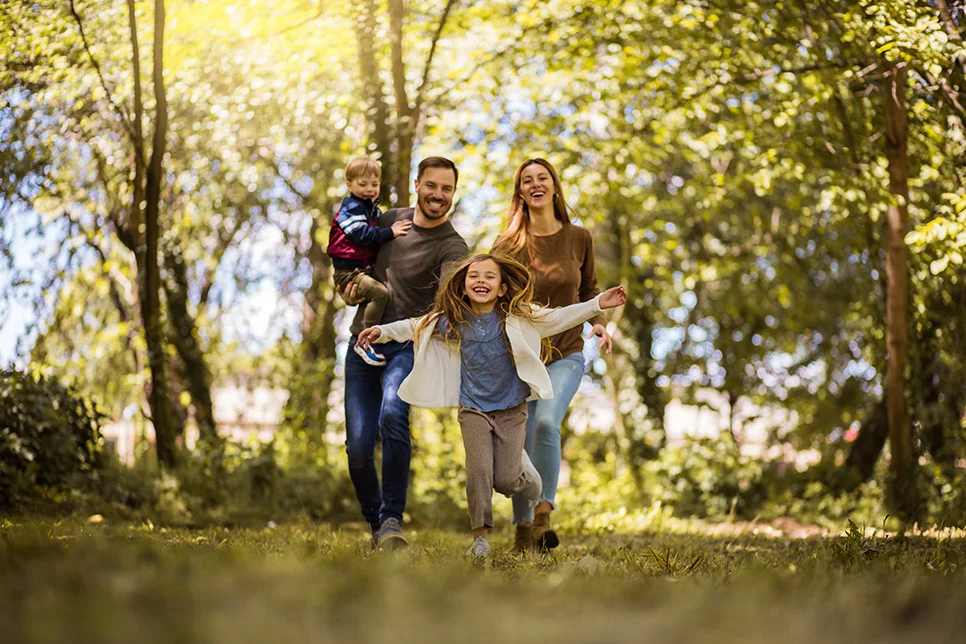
[{"xmin": 417, "ymin": 194, "xmax": 449, "ymax": 219}]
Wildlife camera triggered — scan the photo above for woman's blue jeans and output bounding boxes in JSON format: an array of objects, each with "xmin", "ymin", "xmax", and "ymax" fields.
[{"xmin": 511, "ymin": 351, "xmax": 585, "ymax": 523}]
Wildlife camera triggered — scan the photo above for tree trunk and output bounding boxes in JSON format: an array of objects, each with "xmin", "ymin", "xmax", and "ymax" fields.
[
  {"xmin": 126, "ymin": 0, "xmax": 146, "ymax": 225},
  {"xmin": 726, "ymin": 389, "xmax": 740, "ymax": 444},
  {"xmin": 356, "ymin": 0, "xmax": 394, "ymax": 204},
  {"xmin": 388, "ymin": 0, "xmax": 458, "ymax": 203},
  {"xmin": 389, "ymin": 0, "xmax": 412, "ymax": 203},
  {"xmin": 283, "ymin": 214, "xmax": 338, "ymax": 446},
  {"xmin": 628, "ymin": 288, "xmax": 666, "ymax": 452},
  {"xmin": 163, "ymin": 246, "xmax": 218, "ymax": 447},
  {"xmin": 166, "ymin": 355, "xmax": 190, "ymax": 438},
  {"xmin": 882, "ymin": 61, "xmax": 915, "ymax": 518},
  {"xmin": 843, "ymin": 399, "xmax": 889, "ymax": 485},
  {"xmin": 141, "ymin": 0, "xmax": 177, "ymax": 468}
]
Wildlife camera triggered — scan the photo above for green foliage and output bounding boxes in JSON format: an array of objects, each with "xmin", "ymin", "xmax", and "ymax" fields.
[
  {"xmin": 562, "ymin": 433, "xmax": 648, "ymax": 531},
  {"xmin": 204, "ymin": 442, "xmax": 358, "ymax": 523},
  {"xmin": 564, "ymin": 434, "xmax": 763, "ymax": 524},
  {"xmin": 94, "ymin": 440, "xmax": 357, "ymax": 526},
  {"xmin": 639, "ymin": 437, "xmax": 765, "ymax": 519},
  {"xmin": 4, "ymin": 0, "xmax": 966, "ymax": 523},
  {"xmin": 407, "ymin": 409, "xmax": 470, "ymax": 527},
  {"xmin": 830, "ymin": 519, "xmax": 886, "ymax": 570},
  {"xmin": 762, "ymin": 476, "xmax": 888, "ymax": 530},
  {"xmin": 918, "ymin": 458, "xmax": 966, "ymax": 529},
  {"xmin": 0, "ymin": 368, "xmax": 103, "ymax": 508}
]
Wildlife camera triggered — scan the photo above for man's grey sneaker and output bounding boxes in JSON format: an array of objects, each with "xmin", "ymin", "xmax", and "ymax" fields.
[
  {"xmin": 375, "ymin": 517, "xmax": 408, "ymax": 550},
  {"xmin": 369, "ymin": 524, "xmax": 380, "ymax": 551},
  {"xmin": 466, "ymin": 536, "xmax": 491, "ymax": 559},
  {"xmin": 521, "ymin": 450, "xmax": 542, "ymax": 505},
  {"xmin": 354, "ymin": 343, "xmax": 387, "ymax": 366}
]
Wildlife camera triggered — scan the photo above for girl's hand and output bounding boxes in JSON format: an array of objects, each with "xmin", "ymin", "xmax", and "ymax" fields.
[
  {"xmin": 588, "ymin": 324, "xmax": 613, "ymax": 354},
  {"xmin": 356, "ymin": 327, "xmax": 382, "ymax": 348},
  {"xmin": 599, "ymin": 285, "xmax": 627, "ymax": 310}
]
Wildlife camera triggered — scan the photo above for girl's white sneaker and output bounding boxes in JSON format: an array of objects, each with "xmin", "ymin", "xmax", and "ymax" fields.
[{"xmin": 466, "ymin": 536, "xmax": 491, "ymax": 559}]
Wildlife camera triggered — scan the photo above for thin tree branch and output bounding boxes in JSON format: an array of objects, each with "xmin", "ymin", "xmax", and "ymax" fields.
[
  {"xmin": 413, "ymin": 0, "xmax": 461, "ymax": 114},
  {"xmin": 796, "ymin": 0, "xmax": 863, "ymax": 176},
  {"xmin": 676, "ymin": 62, "xmax": 863, "ymax": 107},
  {"xmin": 89, "ymin": 145, "xmax": 137, "ymax": 251},
  {"xmin": 227, "ymin": 2, "xmax": 327, "ymax": 44},
  {"xmin": 831, "ymin": 92, "xmax": 863, "ymax": 176},
  {"xmin": 199, "ymin": 219, "xmax": 249, "ymax": 309},
  {"xmin": 920, "ymin": 66, "xmax": 966, "ymax": 129},
  {"xmin": 425, "ymin": 11, "xmax": 558, "ymax": 110},
  {"xmin": 67, "ymin": 0, "xmax": 138, "ymax": 147},
  {"xmin": 389, "ymin": 0, "xmax": 411, "ymax": 122},
  {"xmin": 271, "ymin": 3, "xmax": 326, "ymax": 37},
  {"xmin": 76, "ymin": 220, "xmax": 135, "ymax": 328},
  {"xmin": 263, "ymin": 153, "xmax": 312, "ymax": 203},
  {"xmin": 126, "ymin": 0, "xmax": 148, "ymax": 176},
  {"xmin": 936, "ymin": 0, "xmax": 964, "ymax": 42}
]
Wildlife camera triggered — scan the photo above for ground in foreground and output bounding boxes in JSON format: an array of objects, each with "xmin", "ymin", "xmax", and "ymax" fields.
[{"xmin": 2, "ymin": 517, "xmax": 965, "ymax": 644}]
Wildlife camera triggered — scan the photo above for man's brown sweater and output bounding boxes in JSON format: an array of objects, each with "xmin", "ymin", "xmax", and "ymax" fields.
[{"xmin": 350, "ymin": 207, "xmax": 468, "ymax": 336}]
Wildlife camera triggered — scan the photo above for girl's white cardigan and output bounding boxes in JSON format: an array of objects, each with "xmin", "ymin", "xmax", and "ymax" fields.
[{"xmin": 372, "ymin": 295, "xmax": 604, "ymax": 408}]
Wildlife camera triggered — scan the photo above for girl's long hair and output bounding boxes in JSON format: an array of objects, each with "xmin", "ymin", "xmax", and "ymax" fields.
[
  {"xmin": 414, "ymin": 253, "xmax": 552, "ymax": 361},
  {"xmin": 492, "ymin": 158, "xmax": 572, "ymax": 258}
]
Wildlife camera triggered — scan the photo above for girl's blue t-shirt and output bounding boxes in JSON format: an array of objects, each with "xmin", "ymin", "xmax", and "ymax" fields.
[{"xmin": 437, "ymin": 311, "xmax": 531, "ymax": 412}]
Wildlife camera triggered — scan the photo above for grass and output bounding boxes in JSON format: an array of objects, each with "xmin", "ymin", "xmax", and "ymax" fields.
[{"xmin": 2, "ymin": 515, "xmax": 966, "ymax": 643}]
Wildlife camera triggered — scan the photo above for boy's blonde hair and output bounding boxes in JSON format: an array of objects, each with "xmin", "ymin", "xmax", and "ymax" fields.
[{"xmin": 345, "ymin": 156, "xmax": 382, "ymax": 181}]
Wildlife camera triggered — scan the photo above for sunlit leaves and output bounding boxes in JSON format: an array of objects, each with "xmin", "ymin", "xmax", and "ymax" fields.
[{"xmin": 3, "ymin": 0, "xmax": 965, "ymax": 468}]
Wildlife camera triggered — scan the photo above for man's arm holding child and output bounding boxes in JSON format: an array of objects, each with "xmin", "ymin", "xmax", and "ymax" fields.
[
  {"xmin": 356, "ymin": 311, "xmax": 453, "ymax": 349},
  {"xmin": 338, "ymin": 209, "xmax": 410, "ymax": 307},
  {"xmin": 438, "ymin": 236, "xmax": 470, "ymax": 283}
]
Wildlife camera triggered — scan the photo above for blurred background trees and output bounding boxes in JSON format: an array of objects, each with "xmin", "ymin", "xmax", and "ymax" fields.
[{"xmin": 1, "ymin": 0, "xmax": 964, "ymax": 527}]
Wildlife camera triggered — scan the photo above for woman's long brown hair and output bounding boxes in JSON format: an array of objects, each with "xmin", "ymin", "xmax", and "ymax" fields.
[
  {"xmin": 414, "ymin": 253, "xmax": 552, "ymax": 361},
  {"xmin": 492, "ymin": 158, "xmax": 571, "ymax": 257}
]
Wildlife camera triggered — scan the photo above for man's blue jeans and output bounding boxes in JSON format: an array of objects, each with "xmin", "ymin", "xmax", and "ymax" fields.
[
  {"xmin": 511, "ymin": 351, "xmax": 585, "ymax": 524},
  {"xmin": 344, "ymin": 338, "xmax": 414, "ymax": 530}
]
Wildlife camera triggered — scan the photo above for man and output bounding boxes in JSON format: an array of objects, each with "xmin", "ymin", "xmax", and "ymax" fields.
[{"xmin": 341, "ymin": 156, "xmax": 468, "ymax": 549}]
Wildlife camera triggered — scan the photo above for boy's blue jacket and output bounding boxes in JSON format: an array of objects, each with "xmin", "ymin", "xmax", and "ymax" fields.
[{"xmin": 326, "ymin": 195, "xmax": 394, "ymax": 269}]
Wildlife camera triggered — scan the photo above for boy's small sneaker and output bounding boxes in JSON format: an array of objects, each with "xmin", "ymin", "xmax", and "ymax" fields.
[
  {"xmin": 354, "ymin": 343, "xmax": 387, "ymax": 366},
  {"xmin": 375, "ymin": 518, "xmax": 408, "ymax": 551},
  {"xmin": 466, "ymin": 536, "xmax": 491, "ymax": 559}
]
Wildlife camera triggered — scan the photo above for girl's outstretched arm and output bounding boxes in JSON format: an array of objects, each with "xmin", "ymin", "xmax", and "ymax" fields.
[
  {"xmin": 597, "ymin": 285, "xmax": 627, "ymax": 309},
  {"xmin": 531, "ymin": 296, "xmax": 603, "ymax": 339},
  {"xmin": 359, "ymin": 317, "xmax": 420, "ymax": 346},
  {"xmin": 531, "ymin": 286, "xmax": 626, "ymax": 339}
]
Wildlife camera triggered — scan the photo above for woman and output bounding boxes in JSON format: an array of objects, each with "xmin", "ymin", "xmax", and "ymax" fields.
[{"xmin": 491, "ymin": 158, "xmax": 612, "ymax": 552}]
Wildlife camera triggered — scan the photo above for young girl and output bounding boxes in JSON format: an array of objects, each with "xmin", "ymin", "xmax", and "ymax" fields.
[{"xmin": 356, "ymin": 254, "xmax": 626, "ymax": 557}]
